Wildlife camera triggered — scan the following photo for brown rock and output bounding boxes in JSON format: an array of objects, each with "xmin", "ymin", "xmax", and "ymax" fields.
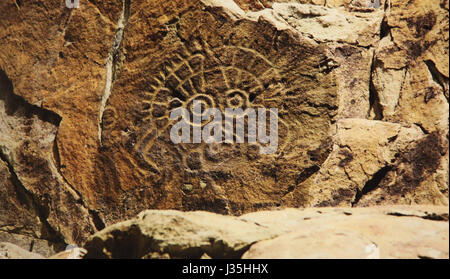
[
  {"xmin": 97, "ymin": 0, "xmax": 339, "ymax": 219},
  {"xmin": 292, "ymin": 119, "xmax": 446, "ymax": 207},
  {"xmin": 0, "ymin": 0, "xmax": 123, "ymax": 246},
  {"xmin": 0, "ymin": 69, "xmax": 95, "ymax": 246},
  {"xmin": 0, "ymin": 0, "xmax": 448, "ymax": 248},
  {"xmin": 370, "ymin": 0, "xmax": 449, "ymax": 133}
]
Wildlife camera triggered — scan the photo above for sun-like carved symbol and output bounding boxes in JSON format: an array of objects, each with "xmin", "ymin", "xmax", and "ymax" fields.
[
  {"xmin": 126, "ymin": 44, "xmax": 292, "ymax": 173},
  {"xmin": 98, "ymin": 38, "xmax": 338, "ymax": 214}
]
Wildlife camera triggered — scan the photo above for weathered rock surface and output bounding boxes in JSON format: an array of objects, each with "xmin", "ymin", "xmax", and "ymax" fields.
[
  {"xmin": 241, "ymin": 206, "xmax": 449, "ymax": 258},
  {"xmin": 0, "ymin": 0, "xmax": 448, "ymax": 250},
  {"xmin": 302, "ymin": 119, "xmax": 448, "ymax": 207},
  {"xmin": 84, "ymin": 209, "xmax": 279, "ymax": 259},
  {"xmin": 0, "ymin": 69, "xmax": 94, "ymax": 250},
  {"xmin": 0, "ymin": 242, "xmax": 44, "ymax": 259},
  {"xmin": 48, "ymin": 245, "xmax": 87, "ymax": 259},
  {"xmin": 84, "ymin": 206, "xmax": 449, "ymax": 259}
]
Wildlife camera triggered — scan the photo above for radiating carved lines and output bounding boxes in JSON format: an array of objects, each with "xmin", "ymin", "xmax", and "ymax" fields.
[
  {"xmin": 131, "ymin": 44, "xmax": 290, "ymax": 171},
  {"xmin": 148, "ymin": 0, "xmax": 193, "ymax": 23}
]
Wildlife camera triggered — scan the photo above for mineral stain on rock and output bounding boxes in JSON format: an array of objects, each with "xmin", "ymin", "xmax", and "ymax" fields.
[
  {"xmin": 0, "ymin": 0, "xmax": 448, "ymax": 254},
  {"xmin": 99, "ymin": 1, "xmax": 339, "ymax": 216},
  {"xmin": 389, "ymin": 132, "xmax": 445, "ymax": 196}
]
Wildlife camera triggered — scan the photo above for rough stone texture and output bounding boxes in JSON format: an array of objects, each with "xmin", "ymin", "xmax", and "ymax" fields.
[
  {"xmin": 241, "ymin": 206, "xmax": 449, "ymax": 259},
  {"xmin": 370, "ymin": 0, "xmax": 449, "ymax": 132},
  {"xmin": 0, "ymin": 0, "xmax": 448, "ymax": 250},
  {"xmin": 245, "ymin": 230, "xmax": 382, "ymax": 259},
  {"xmin": 0, "ymin": 0, "xmax": 125, "ymax": 249},
  {"xmin": 83, "ymin": 206, "xmax": 449, "ymax": 259},
  {"xmin": 84, "ymin": 209, "xmax": 279, "ymax": 259},
  {"xmin": 0, "ymin": 242, "xmax": 44, "ymax": 259},
  {"xmin": 302, "ymin": 119, "xmax": 448, "ymax": 207},
  {"xmin": 0, "ymin": 69, "xmax": 94, "ymax": 249},
  {"xmin": 0, "ymin": 231, "xmax": 56, "ymax": 258},
  {"xmin": 100, "ymin": 0, "xmax": 339, "ymax": 220},
  {"xmin": 356, "ymin": 131, "xmax": 449, "ymax": 206},
  {"xmin": 48, "ymin": 246, "xmax": 87, "ymax": 259}
]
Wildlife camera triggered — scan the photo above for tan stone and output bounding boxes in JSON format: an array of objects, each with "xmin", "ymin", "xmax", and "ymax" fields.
[
  {"xmin": 0, "ymin": 242, "xmax": 44, "ymax": 259},
  {"xmin": 84, "ymin": 209, "xmax": 279, "ymax": 259},
  {"xmin": 242, "ymin": 206, "xmax": 449, "ymax": 259},
  {"xmin": 287, "ymin": 119, "xmax": 442, "ymax": 207},
  {"xmin": 0, "ymin": 0, "xmax": 448, "ymax": 249},
  {"xmin": 243, "ymin": 231, "xmax": 381, "ymax": 259},
  {"xmin": 83, "ymin": 206, "xmax": 449, "ymax": 259},
  {"xmin": 370, "ymin": 0, "xmax": 449, "ymax": 133},
  {"xmin": 242, "ymin": 2, "xmax": 384, "ymax": 46},
  {"xmin": 356, "ymin": 131, "xmax": 449, "ymax": 206},
  {"xmin": 48, "ymin": 246, "xmax": 87, "ymax": 259}
]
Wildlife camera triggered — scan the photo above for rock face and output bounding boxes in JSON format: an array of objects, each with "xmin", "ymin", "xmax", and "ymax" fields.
[
  {"xmin": 0, "ymin": 69, "xmax": 93, "ymax": 255},
  {"xmin": 0, "ymin": 0, "xmax": 448, "ymax": 250},
  {"xmin": 84, "ymin": 206, "xmax": 449, "ymax": 259},
  {"xmin": 0, "ymin": 242, "xmax": 44, "ymax": 259},
  {"xmin": 85, "ymin": 209, "xmax": 280, "ymax": 259},
  {"xmin": 101, "ymin": 0, "xmax": 339, "ymax": 218},
  {"xmin": 304, "ymin": 119, "xmax": 448, "ymax": 207},
  {"xmin": 241, "ymin": 206, "xmax": 449, "ymax": 259},
  {"xmin": 48, "ymin": 246, "xmax": 87, "ymax": 259}
]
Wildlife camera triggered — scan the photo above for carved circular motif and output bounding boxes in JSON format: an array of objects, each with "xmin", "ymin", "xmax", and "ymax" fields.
[{"xmin": 101, "ymin": 42, "xmax": 335, "ymax": 213}]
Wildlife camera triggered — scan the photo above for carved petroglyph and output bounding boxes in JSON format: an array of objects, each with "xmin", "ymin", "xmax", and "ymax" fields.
[
  {"xmin": 122, "ymin": 44, "xmax": 293, "ymax": 171},
  {"xmin": 101, "ymin": 34, "xmax": 336, "ymax": 213}
]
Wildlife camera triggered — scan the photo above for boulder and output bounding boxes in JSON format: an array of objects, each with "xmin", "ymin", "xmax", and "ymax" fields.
[
  {"xmin": 0, "ymin": 242, "xmax": 44, "ymax": 259},
  {"xmin": 83, "ymin": 206, "xmax": 449, "ymax": 259},
  {"xmin": 84, "ymin": 210, "xmax": 279, "ymax": 259},
  {"xmin": 242, "ymin": 206, "xmax": 449, "ymax": 259}
]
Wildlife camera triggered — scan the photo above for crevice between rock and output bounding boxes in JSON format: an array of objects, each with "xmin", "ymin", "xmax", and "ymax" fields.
[
  {"xmin": 52, "ymin": 133, "xmax": 106, "ymax": 232},
  {"xmin": 424, "ymin": 59, "xmax": 449, "ymax": 102},
  {"xmin": 352, "ymin": 165, "xmax": 391, "ymax": 207},
  {"xmin": 386, "ymin": 211, "xmax": 449, "ymax": 222},
  {"xmin": 380, "ymin": 14, "xmax": 391, "ymax": 39},
  {"xmin": 0, "ymin": 150, "xmax": 66, "ymax": 251},
  {"xmin": 1, "ymin": 69, "xmax": 102, "ymax": 243},
  {"xmin": 98, "ymin": 0, "xmax": 130, "ymax": 144},
  {"xmin": 368, "ymin": 51, "xmax": 384, "ymax": 120},
  {"xmin": 414, "ymin": 122, "xmax": 430, "ymax": 135}
]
